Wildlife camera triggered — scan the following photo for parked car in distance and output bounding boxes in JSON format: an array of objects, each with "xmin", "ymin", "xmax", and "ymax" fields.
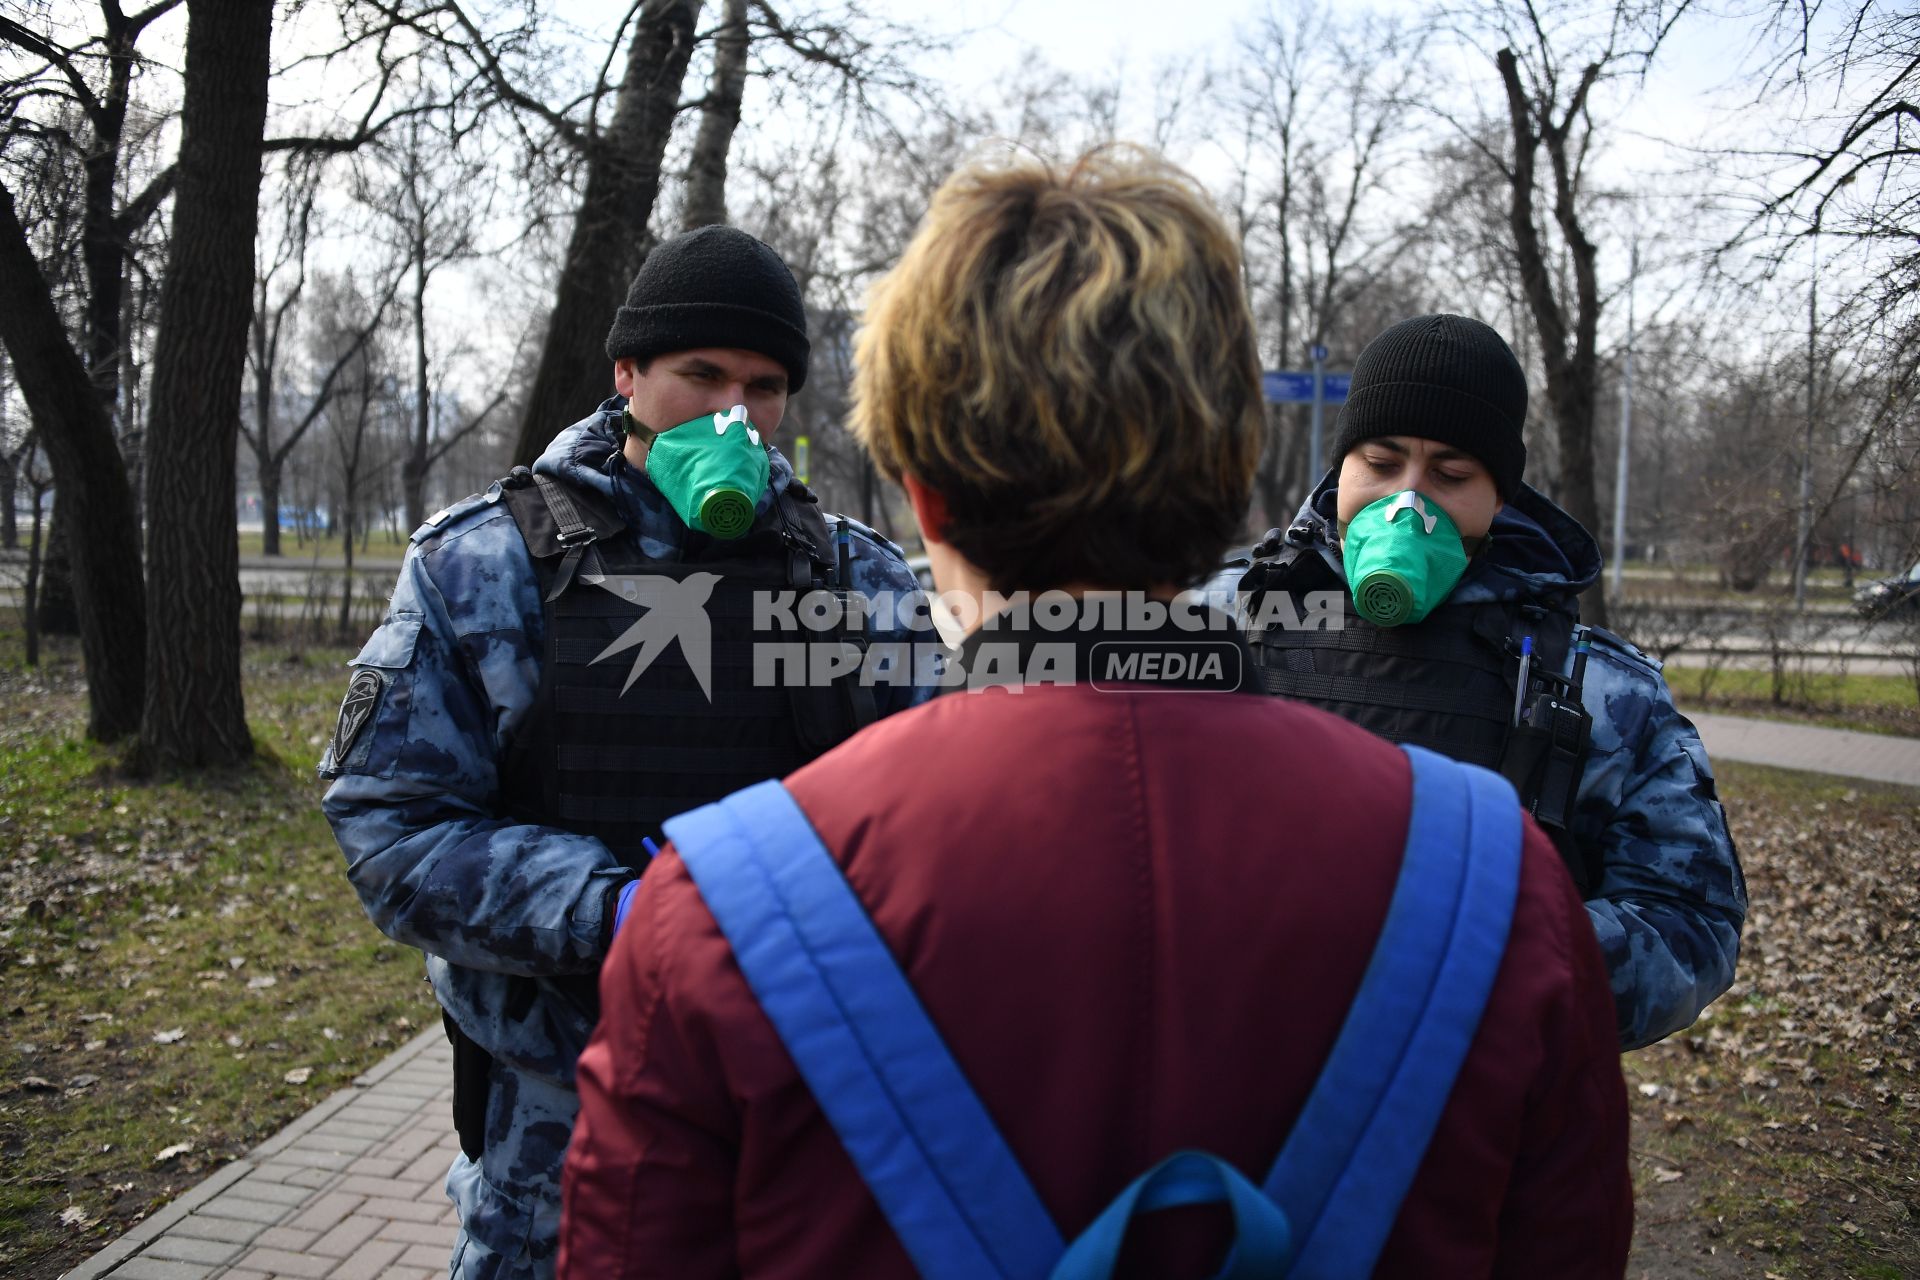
[{"xmin": 1854, "ymin": 557, "xmax": 1920, "ymax": 620}]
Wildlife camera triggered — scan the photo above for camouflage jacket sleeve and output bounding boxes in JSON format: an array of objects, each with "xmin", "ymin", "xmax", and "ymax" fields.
[
  {"xmin": 1568, "ymin": 635, "xmax": 1746, "ymax": 1049},
  {"xmin": 319, "ymin": 498, "xmax": 633, "ymax": 985},
  {"xmin": 830, "ymin": 514, "xmax": 941, "ymax": 713}
]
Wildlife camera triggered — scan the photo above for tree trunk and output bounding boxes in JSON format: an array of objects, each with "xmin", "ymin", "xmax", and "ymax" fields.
[
  {"xmin": 512, "ymin": 0, "xmax": 701, "ymax": 464},
  {"xmin": 404, "ymin": 234, "xmax": 430, "ymax": 531},
  {"xmin": 23, "ymin": 479, "xmax": 44, "ymax": 667},
  {"xmin": 682, "ymin": 0, "xmax": 748, "ymax": 232},
  {"xmin": 0, "ymin": 446, "xmax": 15, "ymax": 552},
  {"xmin": 1495, "ymin": 47, "xmax": 1609, "ymax": 630},
  {"xmin": 258, "ymin": 454, "xmax": 283, "ymax": 557},
  {"xmin": 138, "ymin": 0, "xmax": 273, "ymax": 770},
  {"xmin": 337, "ymin": 497, "xmax": 358, "ymax": 638},
  {"xmin": 0, "ymin": 183, "xmax": 147, "ymax": 737},
  {"xmin": 82, "ymin": 19, "xmax": 136, "ymax": 417},
  {"xmin": 36, "ymin": 512, "xmax": 81, "ymax": 635}
]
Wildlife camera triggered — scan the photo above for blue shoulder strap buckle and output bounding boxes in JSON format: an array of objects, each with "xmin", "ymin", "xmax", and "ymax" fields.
[{"xmin": 671, "ymin": 744, "xmax": 1522, "ymax": 1280}]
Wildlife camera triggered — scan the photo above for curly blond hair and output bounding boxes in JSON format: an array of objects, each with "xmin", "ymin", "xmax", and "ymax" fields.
[{"xmin": 851, "ymin": 145, "xmax": 1264, "ymax": 592}]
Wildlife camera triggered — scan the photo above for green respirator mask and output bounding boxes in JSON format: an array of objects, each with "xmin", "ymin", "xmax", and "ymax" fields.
[
  {"xmin": 644, "ymin": 404, "xmax": 770, "ymax": 540},
  {"xmin": 1340, "ymin": 490, "xmax": 1470, "ymax": 627}
]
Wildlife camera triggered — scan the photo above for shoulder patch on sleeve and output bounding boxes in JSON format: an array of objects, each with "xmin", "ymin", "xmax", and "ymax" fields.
[
  {"xmin": 1584, "ymin": 624, "xmax": 1661, "ymax": 672},
  {"xmin": 317, "ymin": 613, "xmax": 425, "ymax": 777},
  {"xmin": 410, "ymin": 486, "xmax": 503, "ymax": 545}
]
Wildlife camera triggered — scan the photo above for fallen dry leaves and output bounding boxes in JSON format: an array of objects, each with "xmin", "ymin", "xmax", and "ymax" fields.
[{"xmin": 1625, "ymin": 763, "xmax": 1920, "ymax": 1277}]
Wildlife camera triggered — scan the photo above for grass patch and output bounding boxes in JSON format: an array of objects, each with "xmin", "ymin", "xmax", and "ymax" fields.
[
  {"xmin": 1666, "ymin": 664, "xmax": 1920, "ymax": 737},
  {"xmin": 236, "ymin": 530, "xmax": 408, "ymax": 562},
  {"xmin": 0, "ymin": 634, "xmax": 437, "ymax": 1279}
]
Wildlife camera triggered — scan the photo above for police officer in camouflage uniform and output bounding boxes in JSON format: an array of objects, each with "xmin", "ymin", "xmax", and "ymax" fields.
[
  {"xmin": 1227, "ymin": 314, "xmax": 1743, "ymax": 1050},
  {"xmin": 320, "ymin": 225, "xmax": 930, "ymax": 1280}
]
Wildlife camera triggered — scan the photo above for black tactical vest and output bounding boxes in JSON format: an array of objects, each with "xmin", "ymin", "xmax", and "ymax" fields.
[
  {"xmin": 496, "ymin": 468, "xmax": 873, "ymax": 866},
  {"xmin": 446, "ymin": 466, "xmax": 883, "ymax": 1162},
  {"xmin": 1241, "ymin": 544, "xmax": 1599, "ymax": 894}
]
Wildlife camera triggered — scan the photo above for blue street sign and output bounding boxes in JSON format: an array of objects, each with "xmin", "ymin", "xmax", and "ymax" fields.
[
  {"xmin": 1309, "ymin": 343, "xmax": 1329, "ymax": 362},
  {"xmin": 1263, "ymin": 371, "xmax": 1350, "ymax": 404}
]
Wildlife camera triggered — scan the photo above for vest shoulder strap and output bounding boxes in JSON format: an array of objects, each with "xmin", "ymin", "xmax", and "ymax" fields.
[
  {"xmin": 498, "ymin": 467, "xmax": 625, "ymax": 560},
  {"xmin": 669, "ymin": 751, "xmax": 1522, "ymax": 1280}
]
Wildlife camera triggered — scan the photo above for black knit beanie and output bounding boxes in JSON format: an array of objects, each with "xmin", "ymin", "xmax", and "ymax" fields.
[
  {"xmin": 1332, "ymin": 314, "xmax": 1528, "ymax": 497},
  {"xmin": 604, "ymin": 225, "xmax": 810, "ymax": 393}
]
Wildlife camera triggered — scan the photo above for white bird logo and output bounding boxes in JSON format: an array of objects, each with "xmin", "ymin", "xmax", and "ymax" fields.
[{"xmin": 583, "ymin": 573, "xmax": 724, "ymax": 700}]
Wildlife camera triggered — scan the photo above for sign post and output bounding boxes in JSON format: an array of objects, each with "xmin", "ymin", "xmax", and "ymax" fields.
[{"xmin": 1308, "ymin": 343, "xmax": 1330, "ymax": 482}]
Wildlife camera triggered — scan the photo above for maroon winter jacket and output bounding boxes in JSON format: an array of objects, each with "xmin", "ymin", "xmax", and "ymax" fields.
[{"xmin": 560, "ymin": 680, "xmax": 1632, "ymax": 1279}]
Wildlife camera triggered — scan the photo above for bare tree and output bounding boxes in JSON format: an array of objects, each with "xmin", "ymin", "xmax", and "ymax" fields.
[
  {"xmin": 138, "ymin": 0, "xmax": 274, "ymax": 770},
  {"xmin": 1724, "ymin": 2, "xmax": 1920, "ymax": 575},
  {"xmin": 362, "ymin": 114, "xmax": 506, "ymax": 530},
  {"xmin": 683, "ymin": 0, "xmax": 749, "ymax": 230},
  {"xmin": 1463, "ymin": 1, "xmax": 1694, "ymax": 626},
  {"xmin": 508, "ymin": 0, "xmax": 702, "ymax": 462},
  {"xmin": 0, "ymin": 1, "xmax": 183, "ymax": 421},
  {"xmin": 0, "ymin": 182, "xmax": 148, "ymax": 736},
  {"xmin": 311, "ymin": 272, "xmax": 399, "ymax": 635},
  {"xmin": 0, "ymin": 2, "xmax": 185, "ymax": 735},
  {"xmin": 17, "ymin": 433, "xmax": 50, "ymax": 667},
  {"xmin": 1221, "ymin": 4, "xmax": 1430, "ymax": 527},
  {"xmin": 244, "ymin": 168, "xmax": 403, "ymax": 555},
  {"xmin": 0, "ymin": 346, "xmax": 22, "ymax": 551}
]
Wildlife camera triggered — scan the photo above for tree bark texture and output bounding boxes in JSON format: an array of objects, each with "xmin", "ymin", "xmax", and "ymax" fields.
[
  {"xmin": 36, "ymin": 510, "xmax": 80, "ymax": 635},
  {"xmin": 139, "ymin": 0, "xmax": 273, "ymax": 769},
  {"xmin": 1495, "ymin": 47, "xmax": 1608, "ymax": 628},
  {"xmin": 512, "ymin": 0, "xmax": 701, "ymax": 464},
  {"xmin": 0, "ymin": 182, "xmax": 147, "ymax": 736},
  {"xmin": 682, "ymin": 0, "xmax": 748, "ymax": 232},
  {"xmin": 0, "ymin": 444, "xmax": 16, "ymax": 551},
  {"xmin": 23, "ymin": 478, "xmax": 43, "ymax": 667}
]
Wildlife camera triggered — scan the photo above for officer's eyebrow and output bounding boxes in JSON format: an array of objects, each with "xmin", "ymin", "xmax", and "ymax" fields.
[
  {"xmin": 668, "ymin": 356, "xmax": 726, "ymax": 377},
  {"xmin": 670, "ymin": 356, "xmax": 787, "ymax": 394}
]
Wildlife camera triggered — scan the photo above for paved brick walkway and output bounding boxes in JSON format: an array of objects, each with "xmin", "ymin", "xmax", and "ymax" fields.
[
  {"xmin": 1690, "ymin": 712, "xmax": 1920, "ymax": 789},
  {"xmin": 63, "ymin": 714, "xmax": 1916, "ymax": 1280},
  {"xmin": 64, "ymin": 1030, "xmax": 460, "ymax": 1280}
]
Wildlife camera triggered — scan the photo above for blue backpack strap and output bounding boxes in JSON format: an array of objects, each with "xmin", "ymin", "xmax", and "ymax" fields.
[
  {"xmin": 1263, "ymin": 745, "xmax": 1522, "ymax": 1278},
  {"xmin": 1050, "ymin": 1150, "xmax": 1290, "ymax": 1280},
  {"xmin": 667, "ymin": 780, "xmax": 1065, "ymax": 1280}
]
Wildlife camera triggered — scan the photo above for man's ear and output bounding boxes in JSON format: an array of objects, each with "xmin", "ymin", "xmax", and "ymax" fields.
[
  {"xmin": 900, "ymin": 473, "xmax": 950, "ymax": 547},
  {"xmin": 612, "ymin": 358, "xmax": 636, "ymax": 398}
]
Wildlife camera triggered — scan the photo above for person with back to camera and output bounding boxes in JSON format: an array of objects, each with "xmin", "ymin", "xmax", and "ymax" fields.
[
  {"xmin": 1227, "ymin": 313, "xmax": 1744, "ymax": 1052},
  {"xmin": 558, "ymin": 147, "xmax": 1633, "ymax": 1279}
]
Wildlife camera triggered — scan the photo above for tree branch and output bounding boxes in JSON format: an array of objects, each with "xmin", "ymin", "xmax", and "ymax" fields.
[
  {"xmin": 0, "ymin": 16, "xmax": 105, "ymax": 123},
  {"xmin": 113, "ymin": 164, "xmax": 175, "ymax": 238},
  {"xmin": 424, "ymin": 388, "xmax": 508, "ymax": 466}
]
